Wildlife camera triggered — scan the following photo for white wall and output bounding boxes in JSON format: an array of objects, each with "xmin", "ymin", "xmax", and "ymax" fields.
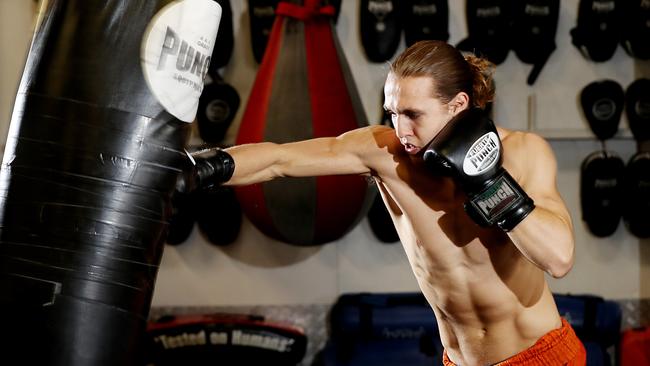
[
  {"xmin": 0, "ymin": 0, "xmax": 36, "ymax": 153},
  {"xmin": 154, "ymin": 0, "xmax": 649, "ymax": 306},
  {"xmin": 0, "ymin": 1, "xmax": 647, "ymax": 307}
]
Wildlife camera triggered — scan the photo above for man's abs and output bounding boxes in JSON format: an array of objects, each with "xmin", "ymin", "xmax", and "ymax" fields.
[
  {"xmin": 433, "ymin": 279, "xmax": 562, "ymax": 365},
  {"xmin": 375, "ymin": 176, "xmax": 562, "ymax": 365},
  {"xmin": 409, "ymin": 226, "xmax": 561, "ymax": 365}
]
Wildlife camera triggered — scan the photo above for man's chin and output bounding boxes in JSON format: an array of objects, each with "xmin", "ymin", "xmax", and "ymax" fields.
[{"xmin": 407, "ymin": 150, "xmax": 426, "ymax": 163}]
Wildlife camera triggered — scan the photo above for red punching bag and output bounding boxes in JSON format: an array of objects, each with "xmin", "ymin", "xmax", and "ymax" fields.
[{"xmin": 236, "ymin": 0, "xmax": 374, "ymax": 245}]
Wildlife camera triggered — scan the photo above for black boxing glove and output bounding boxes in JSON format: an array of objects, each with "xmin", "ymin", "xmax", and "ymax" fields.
[
  {"xmin": 178, "ymin": 148, "xmax": 235, "ymax": 193},
  {"xmin": 423, "ymin": 108, "xmax": 535, "ymax": 231}
]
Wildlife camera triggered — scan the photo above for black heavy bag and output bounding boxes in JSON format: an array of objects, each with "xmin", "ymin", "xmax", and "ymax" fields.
[
  {"xmin": 457, "ymin": 0, "xmax": 513, "ymax": 65},
  {"xmin": 0, "ymin": 1, "xmax": 220, "ymax": 365},
  {"xmin": 511, "ymin": 0, "xmax": 559, "ymax": 85},
  {"xmin": 580, "ymin": 79, "xmax": 625, "ymax": 140},
  {"xmin": 402, "ymin": 0, "xmax": 449, "ymax": 47},
  {"xmin": 570, "ymin": 0, "xmax": 622, "ymax": 62},
  {"xmin": 360, "ymin": 0, "xmax": 402, "ymax": 62},
  {"xmin": 580, "ymin": 151, "xmax": 625, "ymax": 237},
  {"xmin": 620, "ymin": 0, "xmax": 650, "ymax": 60}
]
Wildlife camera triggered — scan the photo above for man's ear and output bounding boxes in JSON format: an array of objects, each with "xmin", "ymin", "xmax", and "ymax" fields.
[{"xmin": 448, "ymin": 92, "xmax": 470, "ymax": 115}]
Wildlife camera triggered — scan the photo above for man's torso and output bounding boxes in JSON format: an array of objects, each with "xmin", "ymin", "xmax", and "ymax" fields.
[{"xmin": 366, "ymin": 126, "xmax": 562, "ymax": 365}]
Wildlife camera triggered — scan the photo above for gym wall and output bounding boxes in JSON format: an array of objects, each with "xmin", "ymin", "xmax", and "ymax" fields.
[{"xmin": 0, "ymin": 0, "xmax": 647, "ymax": 311}]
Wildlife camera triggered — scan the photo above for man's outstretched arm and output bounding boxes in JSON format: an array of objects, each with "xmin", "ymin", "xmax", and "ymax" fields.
[{"xmin": 222, "ymin": 126, "xmax": 386, "ymax": 186}]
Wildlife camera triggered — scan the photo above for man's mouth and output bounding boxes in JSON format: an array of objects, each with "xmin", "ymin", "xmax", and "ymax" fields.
[{"xmin": 403, "ymin": 143, "xmax": 421, "ymax": 155}]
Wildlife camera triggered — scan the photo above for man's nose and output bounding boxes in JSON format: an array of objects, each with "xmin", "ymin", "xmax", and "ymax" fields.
[{"xmin": 393, "ymin": 117, "xmax": 411, "ymax": 140}]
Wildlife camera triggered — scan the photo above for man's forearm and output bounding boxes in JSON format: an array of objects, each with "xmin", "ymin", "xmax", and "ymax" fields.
[
  {"xmin": 223, "ymin": 142, "xmax": 284, "ymax": 186},
  {"xmin": 507, "ymin": 207, "xmax": 575, "ymax": 278}
]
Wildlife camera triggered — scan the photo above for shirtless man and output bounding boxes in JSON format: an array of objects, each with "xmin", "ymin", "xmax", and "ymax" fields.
[{"xmin": 193, "ymin": 40, "xmax": 586, "ymax": 365}]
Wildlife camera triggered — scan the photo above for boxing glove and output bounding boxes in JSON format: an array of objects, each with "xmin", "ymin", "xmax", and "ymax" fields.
[
  {"xmin": 178, "ymin": 148, "xmax": 235, "ymax": 193},
  {"xmin": 423, "ymin": 108, "xmax": 535, "ymax": 231}
]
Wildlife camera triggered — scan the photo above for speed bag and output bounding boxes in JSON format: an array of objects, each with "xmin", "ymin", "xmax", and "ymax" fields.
[{"xmin": 235, "ymin": 0, "xmax": 375, "ymax": 246}]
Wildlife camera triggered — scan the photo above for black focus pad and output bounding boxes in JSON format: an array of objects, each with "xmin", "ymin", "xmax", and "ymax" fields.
[
  {"xmin": 580, "ymin": 79, "xmax": 625, "ymax": 140},
  {"xmin": 580, "ymin": 151, "xmax": 625, "ymax": 237},
  {"xmin": 625, "ymin": 78, "xmax": 650, "ymax": 141},
  {"xmin": 570, "ymin": 0, "xmax": 622, "ymax": 62},
  {"xmin": 511, "ymin": 0, "xmax": 559, "ymax": 85},
  {"xmin": 402, "ymin": 0, "xmax": 449, "ymax": 47},
  {"xmin": 360, "ymin": 0, "xmax": 402, "ymax": 62},
  {"xmin": 620, "ymin": 0, "xmax": 650, "ymax": 60},
  {"xmin": 197, "ymin": 79, "xmax": 241, "ymax": 144},
  {"xmin": 166, "ymin": 189, "xmax": 196, "ymax": 246},
  {"xmin": 623, "ymin": 152, "xmax": 650, "ymax": 238},
  {"xmin": 196, "ymin": 186, "xmax": 242, "ymax": 246},
  {"xmin": 456, "ymin": 0, "xmax": 512, "ymax": 65},
  {"xmin": 209, "ymin": 0, "xmax": 234, "ymax": 74},
  {"xmin": 249, "ymin": 0, "xmax": 279, "ymax": 63}
]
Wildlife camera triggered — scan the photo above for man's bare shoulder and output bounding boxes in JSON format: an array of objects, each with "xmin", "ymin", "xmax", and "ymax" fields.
[
  {"xmin": 344, "ymin": 124, "xmax": 396, "ymax": 139},
  {"xmin": 500, "ymin": 128, "xmax": 553, "ymax": 157},
  {"xmin": 339, "ymin": 125, "xmax": 401, "ymax": 152},
  {"xmin": 335, "ymin": 125, "xmax": 402, "ymax": 174},
  {"xmin": 499, "ymin": 128, "xmax": 557, "ymax": 188}
]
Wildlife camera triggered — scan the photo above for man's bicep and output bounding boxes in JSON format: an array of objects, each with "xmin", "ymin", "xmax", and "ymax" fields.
[
  {"xmin": 521, "ymin": 135, "xmax": 572, "ymax": 224},
  {"xmin": 279, "ymin": 129, "xmax": 376, "ymax": 177}
]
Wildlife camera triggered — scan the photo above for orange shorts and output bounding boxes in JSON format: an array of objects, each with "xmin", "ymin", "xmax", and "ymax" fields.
[{"xmin": 443, "ymin": 318, "xmax": 587, "ymax": 366}]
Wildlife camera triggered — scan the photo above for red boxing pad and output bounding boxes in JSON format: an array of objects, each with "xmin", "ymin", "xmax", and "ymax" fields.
[{"xmin": 236, "ymin": 0, "xmax": 374, "ymax": 245}]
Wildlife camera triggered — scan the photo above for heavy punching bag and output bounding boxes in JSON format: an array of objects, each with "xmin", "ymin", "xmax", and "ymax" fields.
[
  {"xmin": 236, "ymin": 0, "xmax": 375, "ymax": 246},
  {"xmin": 0, "ymin": 1, "xmax": 220, "ymax": 365}
]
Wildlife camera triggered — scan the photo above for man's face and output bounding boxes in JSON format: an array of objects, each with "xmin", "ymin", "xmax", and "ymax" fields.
[{"xmin": 383, "ymin": 74, "xmax": 453, "ymax": 156}]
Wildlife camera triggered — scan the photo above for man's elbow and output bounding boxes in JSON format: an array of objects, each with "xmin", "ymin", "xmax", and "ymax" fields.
[{"xmin": 547, "ymin": 244, "xmax": 575, "ymax": 279}]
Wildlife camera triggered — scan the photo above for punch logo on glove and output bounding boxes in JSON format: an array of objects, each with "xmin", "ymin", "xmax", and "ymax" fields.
[
  {"xmin": 470, "ymin": 175, "xmax": 524, "ymax": 222},
  {"xmin": 464, "ymin": 132, "xmax": 500, "ymax": 176},
  {"xmin": 423, "ymin": 108, "xmax": 535, "ymax": 231}
]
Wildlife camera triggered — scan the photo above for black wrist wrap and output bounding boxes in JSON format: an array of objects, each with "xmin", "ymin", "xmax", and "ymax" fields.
[
  {"xmin": 464, "ymin": 169, "xmax": 535, "ymax": 231},
  {"xmin": 196, "ymin": 149, "xmax": 235, "ymax": 188}
]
